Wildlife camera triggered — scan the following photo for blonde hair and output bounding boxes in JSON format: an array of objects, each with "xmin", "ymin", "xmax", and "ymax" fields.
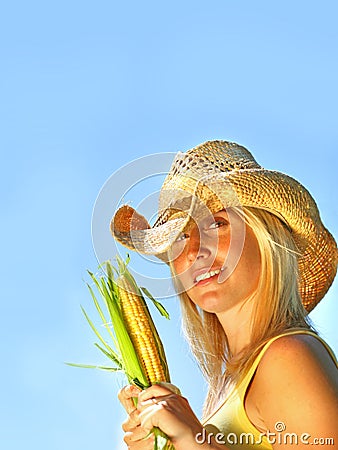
[{"xmin": 171, "ymin": 206, "xmax": 315, "ymax": 418}]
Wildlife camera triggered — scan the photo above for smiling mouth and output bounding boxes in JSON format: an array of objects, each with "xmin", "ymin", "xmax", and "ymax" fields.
[{"xmin": 195, "ymin": 268, "xmax": 222, "ymax": 283}]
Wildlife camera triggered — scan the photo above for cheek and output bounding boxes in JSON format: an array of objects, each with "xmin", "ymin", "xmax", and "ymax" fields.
[
  {"xmin": 172, "ymin": 258, "xmax": 190, "ymax": 291},
  {"xmin": 217, "ymin": 234, "xmax": 231, "ymax": 258},
  {"xmin": 171, "ymin": 255, "xmax": 188, "ymax": 291},
  {"xmin": 172, "ymin": 253, "xmax": 185, "ymax": 276}
]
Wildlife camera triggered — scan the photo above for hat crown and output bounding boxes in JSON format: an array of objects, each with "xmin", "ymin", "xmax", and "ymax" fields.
[
  {"xmin": 156, "ymin": 140, "xmax": 261, "ymax": 225},
  {"xmin": 164, "ymin": 140, "xmax": 261, "ymax": 186}
]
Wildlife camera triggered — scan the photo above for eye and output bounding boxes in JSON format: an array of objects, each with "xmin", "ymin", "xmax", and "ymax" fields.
[
  {"xmin": 207, "ymin": 217, "xmax": 228, "ymax": 230},
  {"xmin": 174, "ymin": 232, "xmax": 189, "ymax": 242}
]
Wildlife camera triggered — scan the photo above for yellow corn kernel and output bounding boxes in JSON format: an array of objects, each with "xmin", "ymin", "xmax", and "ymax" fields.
[{"xmin": 118, "ymin": 275, "xmax": 170, "ymax": 385}]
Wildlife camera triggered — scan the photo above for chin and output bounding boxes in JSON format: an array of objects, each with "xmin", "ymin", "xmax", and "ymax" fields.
[{"xmin": 195, "ymin": 297, "xmax": 227, "ymax": 314}]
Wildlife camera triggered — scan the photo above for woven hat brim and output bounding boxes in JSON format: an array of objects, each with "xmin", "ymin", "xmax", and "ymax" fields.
[{"xmin": 113, "ymin": 215, "xmax": 190, "ymax": 255}]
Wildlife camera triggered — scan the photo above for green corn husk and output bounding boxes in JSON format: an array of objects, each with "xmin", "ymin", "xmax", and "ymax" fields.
[{"xmin": 67, "ymin": 256, "xmax": 175, "ymax": 450}]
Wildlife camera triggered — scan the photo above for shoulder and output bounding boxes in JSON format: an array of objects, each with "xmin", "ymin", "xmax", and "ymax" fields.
[
  {"xmin": 254, "ymin": 332, "xmax": 338, "ymax": 396},
  {"xmin": 258, "ymin": 333, "xmax": 337, "ymax": 379},
  {"xmin": 249, "ymin": 333, "xmax": 338, "ymax": 437}
]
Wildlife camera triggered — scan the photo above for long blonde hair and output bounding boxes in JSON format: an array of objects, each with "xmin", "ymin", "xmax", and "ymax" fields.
[{"xmin": 172, "ymin": 206, "xmax": 315, "ymax": 418}]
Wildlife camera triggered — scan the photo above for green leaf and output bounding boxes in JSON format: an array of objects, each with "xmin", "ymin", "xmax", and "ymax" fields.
[
  {"xmin": 86, "ymin": 283, "xmax": 118, "ymax": 347},
  {"xmin": 153, "ymin": 428, "xmax": 175, "ymax": 450},
  {"xmin": 94, "ymin": 343, "xmax": 123, "ymax": 368},
  {"xmin": 80, "ymin": 306, "xmax": 119, "ymax": 359},
  {"xmin": 105, "ymin": 261, "xmax": 116, "ymax": 292},
  {"xmin": 140, "ymin": 287, "xmax": 170, "ymax": 320},
  {"xmin": 89, "ymin": 268, "xmax": 149, "ymax": 386},
  {"xmin": 65, "ymin": 362, "xmax": 122, "ymax": 372},
  {"xmin": 87, "ymin": 270, "xmax": 106, "ymax": 302},
  {"xmin": 116, "ymin": 254, "xmax": 125, "ymax": 274}
]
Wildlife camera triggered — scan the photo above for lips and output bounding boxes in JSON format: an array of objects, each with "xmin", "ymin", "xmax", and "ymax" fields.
[{"xmin": 193, "ymin": 267, "xmax": 223, "ymax": 284}]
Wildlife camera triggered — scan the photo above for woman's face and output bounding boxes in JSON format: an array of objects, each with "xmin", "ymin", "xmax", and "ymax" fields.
[{"xmin": 170, "ymin": 209, "xmax": 261, "ymax": 314}]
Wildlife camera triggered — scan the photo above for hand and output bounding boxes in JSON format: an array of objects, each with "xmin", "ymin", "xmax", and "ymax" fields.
[
  {"xmin": 118, "ymin": 384, "xmax": 152, "ymax": 449},
  {"xmin": 118, "ymin": 383, "xmax": 205, "ymax": 450}
]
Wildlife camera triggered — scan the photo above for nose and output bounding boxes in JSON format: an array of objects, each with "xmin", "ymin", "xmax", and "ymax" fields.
[{"xmin": 186, "ymin": 226, "xmax": 211, "ymax": 261}]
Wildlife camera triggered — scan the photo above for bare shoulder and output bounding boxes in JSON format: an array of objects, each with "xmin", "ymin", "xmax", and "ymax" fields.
[
  {"xmin": 249, "ymin": 332, "xmax": 338, "ymax": 440},
  {"xmin": 258, "ymin": 333, "xmax": 337, "ymax": 381}
]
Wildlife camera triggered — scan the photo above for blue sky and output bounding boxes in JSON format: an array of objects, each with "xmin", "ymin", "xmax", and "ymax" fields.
[{"xmin": 1, "ymin": 1, "xmax": 337, "ymax": 449}]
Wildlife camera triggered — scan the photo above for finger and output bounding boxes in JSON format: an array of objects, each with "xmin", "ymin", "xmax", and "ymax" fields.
[
  {"xmin": 123, "ymin": 426, "xmax": 153, "ymax": 442},
  {"xmin": 137, "ymin": 394, "xmax": 176, "ymax": 413},
  {"xmin": 138, "ymin": 402, "xmax": 165, "ymax": 433},
  {"xmin": 122, "ymin": 408, "xmax": 141, "ymax": 432},
  {"xmin": 155, "ymin": 382, "xmax": 182, "ymax": 396},
  {"xmin": 124, "ymin": 441, "xmax": 154, "ymax": 450},
  {"xmin": 138, "ymin": 384, "xmax": 178, "ymax": 403},
  {"xmin": 118, "ymin": 385, "xmax": 142, "ymax": 413}
]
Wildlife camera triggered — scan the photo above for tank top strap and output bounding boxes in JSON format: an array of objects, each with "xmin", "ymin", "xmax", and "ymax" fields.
[{"xmin": 237, "ymin": 329, "xmax": 337, "ymax": 400}]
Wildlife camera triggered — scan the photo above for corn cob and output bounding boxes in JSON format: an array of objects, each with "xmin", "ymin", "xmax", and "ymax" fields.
[
  {"xmin": 70, "ymin": 257, "xmax": 175, "ymax": 449},
  {"xmin": 117, "ymin": 273, "xmax": 170, "ymax": 385},
  {"xmin": 116, "ymin": 266, "xmax": 175, "ymax": 450}
]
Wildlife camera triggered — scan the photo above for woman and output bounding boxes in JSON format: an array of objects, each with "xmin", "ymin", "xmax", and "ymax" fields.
[{"xmin": 111, "ymin": 140, "xmax": 338, "ymax": 449}]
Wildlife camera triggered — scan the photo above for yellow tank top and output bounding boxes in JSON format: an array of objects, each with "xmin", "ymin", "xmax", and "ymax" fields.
[{"xmin": 202, "ymin": 330, "xmax": 337, "ymax": 449}]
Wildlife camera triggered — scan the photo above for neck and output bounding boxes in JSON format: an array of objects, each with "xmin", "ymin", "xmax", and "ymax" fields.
[{"xmin": 216, "ymin": 299, "xmax": 254, "ymax": 356}]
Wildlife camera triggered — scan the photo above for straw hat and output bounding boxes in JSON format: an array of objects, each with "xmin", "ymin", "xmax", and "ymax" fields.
[{"xmin": 111, "ymin": 140, "xmax": 337, "ymax": 312}]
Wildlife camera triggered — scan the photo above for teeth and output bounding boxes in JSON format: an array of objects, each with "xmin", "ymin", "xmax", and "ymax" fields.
[{"xmin": 195, "ymin": 269, "xmax": 221, "ymax": 283}]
